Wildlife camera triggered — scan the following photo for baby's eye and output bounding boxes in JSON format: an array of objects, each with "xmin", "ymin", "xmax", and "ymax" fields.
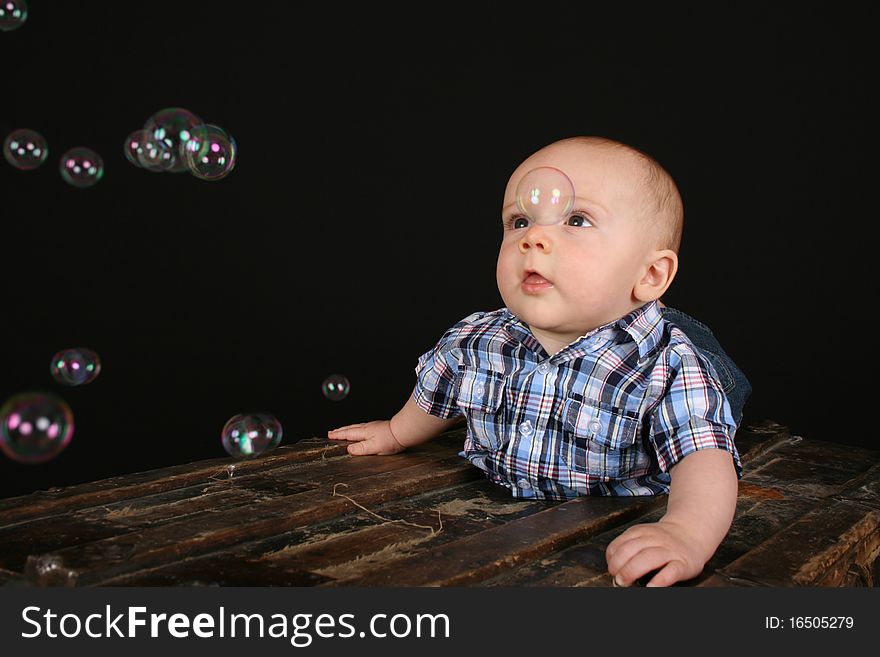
[
  {"xmin": 504, "ymin": 216, "xmax": 530, "ymax": 229},
  {"xmin": 566, "ymin": 213, "xmax": 593, "ymax": 228}
]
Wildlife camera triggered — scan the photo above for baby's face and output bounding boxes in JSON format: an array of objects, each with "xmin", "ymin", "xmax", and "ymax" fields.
[{"xmin": 496, "ymin": 141, "xmax": 656, "ymax": 345}]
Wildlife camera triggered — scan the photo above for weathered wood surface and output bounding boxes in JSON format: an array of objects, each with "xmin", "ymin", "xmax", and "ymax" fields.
[{"xmin": 0, "ymin": 420, "xmax": 877, "ymax": 587}]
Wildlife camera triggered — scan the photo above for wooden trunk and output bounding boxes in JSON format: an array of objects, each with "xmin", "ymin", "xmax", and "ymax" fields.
[{"xmin": 0, "ymin": 420, "xmax": 877, "ymax": 587}]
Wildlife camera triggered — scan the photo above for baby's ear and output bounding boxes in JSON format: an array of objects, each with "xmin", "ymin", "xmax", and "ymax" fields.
[{"xmin": 634, "ymin": 249, "xmax": 678, "ymax": 303}]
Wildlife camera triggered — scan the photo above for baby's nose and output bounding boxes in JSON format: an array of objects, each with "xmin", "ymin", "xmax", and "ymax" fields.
[{"xmin": 518, "ymin": 225, "xmax": 552, "ymax": 252}]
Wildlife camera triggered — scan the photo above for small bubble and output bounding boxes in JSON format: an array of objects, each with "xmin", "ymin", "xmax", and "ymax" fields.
[
  {"xmin": 322, "ymin": 374, "xmax": 351, "ymax": 401},
  {"xmin": 143, "ymin": 107, "xmax": 203, "ymax": 174},
  {"xmin": 221, "ymin": 413, "xmax": 283, "ymax": 459},
  {"xmin": 50, "ymin": 348, "xmax": 102, "ymax": 386},
  {"xmin": 3, "ymin": 128, "xmax": 47, "ymax": 170},
  {"xmin": 59, "ymin": 147, "xmax": 104, "ymax": 188},
  {"xmin": 184, "ymin": 124, "xmax": 237, "ymax": 181},
  {"xmin": 0, "ymin": 0, "xmax": 27, "ymax": 31},
  {"xmin": 0, "ymin": 392, "xmax": 74, "ymax": 464}
]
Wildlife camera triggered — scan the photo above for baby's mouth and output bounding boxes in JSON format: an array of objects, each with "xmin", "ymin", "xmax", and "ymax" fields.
[
  {"xmin": 523, "ymin": 272, "xmax": 550, "ymax": 285},
  {"xmin": 521, "ymin": 270, "xmax": 554, "ymax": 292},
  {"xmin": 523, "ymin": 271, "xmax": 552, "ymax": 285}
]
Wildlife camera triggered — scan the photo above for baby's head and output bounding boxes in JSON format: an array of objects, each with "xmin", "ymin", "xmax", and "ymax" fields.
[{"xmin": 496, "ymin": 136, "xmax": 683, "ymax": 349}]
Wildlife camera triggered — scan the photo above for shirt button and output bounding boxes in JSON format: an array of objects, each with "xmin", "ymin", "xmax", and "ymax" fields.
[
  {"xmin": 537, "ymin": 362, "xmax": 551, "ymax": 374},
  {"xmin": 517, "ymin": 478, "xmax": 531, "ymax": 489},
  {"xmin": 474, "ymin": 385, "xmax": 485, "ymax": 396},
  {"xmin": 518, "ymin": 419, "xmax": 534, "ymax": 436},
  {"xmin": 588, "ymin": 418, "xmax": 602, "ymax": 433}
]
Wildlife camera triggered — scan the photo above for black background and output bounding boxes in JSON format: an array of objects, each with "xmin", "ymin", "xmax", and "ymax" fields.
[{"xmin": 0, "ymin": 2, "xmax": 871, "ymax": 498}]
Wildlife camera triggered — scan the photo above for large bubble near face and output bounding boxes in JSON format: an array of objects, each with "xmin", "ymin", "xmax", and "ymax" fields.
[
  {"xmin": 514, "ymin": 167, "xmax": 575, "ymax": 225},
  {"xmin": 221, "ymin": 413, "xmax": 283, "ymax": 459},
  {"xmin": 143, "ymin": 107, "xmax": 203, "ymax": 174},
  {"xmin": 0, "ymin": 392, "xmax": 74, "ymax": 464}
]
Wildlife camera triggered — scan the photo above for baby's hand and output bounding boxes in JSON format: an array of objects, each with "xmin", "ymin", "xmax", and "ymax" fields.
[
  {"xmin": 327, "ymin": 421, "xmax": 405, "ymax": 456},
  {"xmin": 604, "ymin": 519, "xmax": 706, "ymax": 587}
]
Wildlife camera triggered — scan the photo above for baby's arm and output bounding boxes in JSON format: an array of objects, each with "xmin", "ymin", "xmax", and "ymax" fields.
[
  {"xmin": 327, "ymin": 387, "xmax": 463, "ymax": 456},
  {"xmin": 604, "ymin": 448, "xmax": 738, "ymax": 586}
]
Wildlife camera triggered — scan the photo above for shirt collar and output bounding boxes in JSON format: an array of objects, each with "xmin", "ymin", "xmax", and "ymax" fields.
[
  {"xmin": 500, "ymin": 310, "xmax": 545, "ymax": 354},
  {"xmin": 501, "ymin": 300, "xmax": 665, "ymax": 361},
  {"xmin": 615, "ymin": 300, "xmax": 665, "ymax": 360}
]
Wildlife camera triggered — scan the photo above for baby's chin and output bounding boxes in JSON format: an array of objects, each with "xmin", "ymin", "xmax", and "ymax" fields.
[
  {"xmin": 505, "ymin": 300, "xmax": 574, "ymax": 332},
  {"xmin": 503, "ymin": 294, "xmax": 607, "ymax": 334}
]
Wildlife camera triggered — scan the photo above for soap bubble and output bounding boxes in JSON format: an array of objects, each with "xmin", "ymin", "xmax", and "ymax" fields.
[
  {"xmin": 322, "ymin": 374, "xmax": 350, "ymax": 401},
  {"xmin": 123, "ymin": 129, "xmax": 160, "ymax": 170},
  {"xmin": 59, "ymin": 147, "xmax": 104, "ymax": 188},
  {"xmin": 143, "ymin": 107, "xmax": 203, "ymax": 173},
  {"xmin": 135, "ymin": 132, "xmax": 176, "ymax": 172},
  {"xmin": 0, "ymin": 0, "xmax": 28, "ymax": 31},
  {"xmin": 3, "ymin": 128, "xmax": 48, "ymax": 170},
  {"xmin": 0, "ymin": 392, "xmax": 74, "ymax": 464},
  {"xmin": 123, "ymin": 130, "xmax": 145, "ymax": 167},
  {"xmin": 514, "ymin": 166, "xmax": 576, "ymax": 225},
  {"xmin": 184, "ymin": 124, "xmax": 237, "ymax": 181},
  {"xmin": 221, "ymin": 413, "xmax": 283, "ymax": 459},
  {"xmin": 50, "ymin": 348, "xmax": 102, "ymax": 386}
]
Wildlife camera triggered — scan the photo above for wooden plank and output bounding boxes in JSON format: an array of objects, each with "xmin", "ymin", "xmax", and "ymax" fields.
[
  {"xmin": 1, "ymin": 444, "xmax": 457, "ymax": 576},
  {"xmin": 0, "ymin": 431, "xmax": 466, "ymax": 526},
  {"xmin": 4, "ymin": 419, "xmax": 877, "ymax": 589},
  {"xmin": 0, "ymin": 439, "xmax": 347, "ymax": 525},
  {"xmin": 477, "ymin": 542, "xmax": 610, "ymax": 587},
  {"xmin": 812, "ymin": 522, "xmax": 880, "ymax": 587},
  {"xmin": 704, "ymin": 497, "xmax": 818, "ymax": 576},
  {"xmin": 835, "ymin": 462, "xmax": 880, "ymax": 510},
  {"xmin": 312, "ymin": 422, "xmax": 797, "ymax": 588},
  {"xmin": 102, "ymin": 552, "xmax": 336, "ymax": 587},
  {"xmin": 714, "ymin": 501, "xmax": 880, "ymax": 586},
  {"xmin": 743, "ymin": 457, "xmax": 877, "ymax": 500},
  {"xmin": 733, "ymin": 421, "xmax": 797, "ymax": 464},
  {"xmin": 0, "ymin": 566, "xmax": 24, "ymax": 586},
  {"xmin": 0, "ymin": 434, "xmax": 464, "ymax": 526},
  {"xmin": 23, "ymin": 456, "xmax": 481, "ymax": 585},
  {"xmin": 320, "ymin": 495, "xmax": 665, "ymax": 586},
  {"xmin": 97, "ymin": 480, "xmax": 546, "ymax": 586},
  {"xmin": 302, "ymin": 482, "xmax": 547, "ymax": 584},
  {"xmin": 485, "ymin": 486, "xmax": 819, "ymax": 588},
  {"xmin": 0, "ymin": 517, "xmax": 126, "ymax": 573},
  {"xmin": 475, "ymin": 424, "xmax": 811, "ymax": 588},
  {"xmin": 755, "ymin": 437, "xmax": 880, "ymax": 473},
  {"xmin": 0, "ymin": 481, "xmax": 316, "ymax": 572}
]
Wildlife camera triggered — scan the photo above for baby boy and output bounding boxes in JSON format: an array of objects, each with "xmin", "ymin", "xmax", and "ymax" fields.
[{"xmin": 328, "ymin": 136, "xmax": 746, "ymax": 587}]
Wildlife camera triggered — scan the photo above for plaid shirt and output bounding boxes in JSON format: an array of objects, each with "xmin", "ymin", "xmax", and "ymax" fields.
[{"xmin": 413, "ymin": 300, "xmax": 742, "ymax": 500}]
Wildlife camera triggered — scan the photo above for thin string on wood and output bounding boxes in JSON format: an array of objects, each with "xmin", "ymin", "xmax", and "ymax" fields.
[
  {"xmin": 202, "ymin": 464, "xmax": 238, "ymax": 492},
  {"xmin": 331, "ymin": 483, "xmax": 443, "ymax": 535},
  {"xmin": 322, "ymin": 445, "xmax": 347, "ymax": 460},
  {"xmin": 206, "ymin": 464, "xmax": 237, "ymax": 481}
]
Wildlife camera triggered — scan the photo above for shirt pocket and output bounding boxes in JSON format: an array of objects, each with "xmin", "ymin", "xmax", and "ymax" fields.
[
  {"xmin": 560, "ymin": 398, "xmax": 649, "ymax": 480},
  {"xmin": 455, "ymin": 366, "xmax": 507, "ymax": 450}
]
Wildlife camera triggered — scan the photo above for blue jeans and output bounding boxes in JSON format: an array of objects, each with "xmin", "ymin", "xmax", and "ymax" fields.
[{"xmin": 661, "ymin": 307, "xmax": 751, "ymax": 425}]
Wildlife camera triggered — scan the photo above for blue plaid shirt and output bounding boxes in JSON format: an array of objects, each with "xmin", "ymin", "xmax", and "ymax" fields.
[{"xmin": 413, "ymin": 300, "xmax": 742, "ymax": 500}]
